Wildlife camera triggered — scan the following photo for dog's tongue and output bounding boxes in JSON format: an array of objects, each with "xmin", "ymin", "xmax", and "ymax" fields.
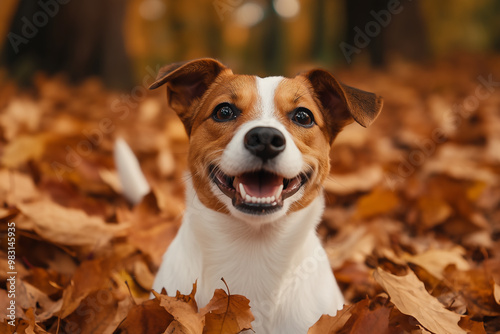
[{"xmin": 234, "ymin": 172, "xmax": 283, "ymax": 198}]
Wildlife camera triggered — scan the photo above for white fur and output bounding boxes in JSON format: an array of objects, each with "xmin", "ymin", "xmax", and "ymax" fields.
[
  {"xmin": 153, "ymin": 179, "xmax": 344, "ymax": 333},
  {"xmin": 113, "ymin": 138, "xmax": 150, "ymax": 205},
  {"xmin": 119, "ymin": 76, "xmax": 345, "ymax": 333},
  {"xmin": 256, "ymin": 76, "xmax": 283, "ymax": 118}
]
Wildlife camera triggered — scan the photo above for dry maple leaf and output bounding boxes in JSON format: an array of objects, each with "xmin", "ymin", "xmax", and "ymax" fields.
[
  {"xmin": 373, "ymin": 268, "xmax": 466, "ymax": 334},
  {"xmin": 200, "ymin": 278, "xmax": 254, "ymax": 334},
  {"xmin": 155, "ymin": 283, "xmax": 205, "ymax": 334}
]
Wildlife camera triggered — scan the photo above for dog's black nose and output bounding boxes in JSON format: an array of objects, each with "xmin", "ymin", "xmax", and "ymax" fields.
[{"xmin": 244, "ymin": 127, "xmax": 286, "ymax": 160}]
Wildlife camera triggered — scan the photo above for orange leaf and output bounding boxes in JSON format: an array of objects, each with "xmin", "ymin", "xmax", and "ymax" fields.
[
  {"xmin": 200, "ymin": 279, "xmax": 254, "ymax": 334},
  {"xmin": 355, "ymin": 189, "xmax": 399, "ymax": 219}
]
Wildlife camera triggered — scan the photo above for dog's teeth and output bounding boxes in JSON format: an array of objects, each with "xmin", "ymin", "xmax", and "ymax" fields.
[
  {"xmin": 239, "ymin": 183, "xmax": 247, "ymax": 198},
  {"xmin": 245, "ymin": 194, "xmax": 252, "ymax": 202},
  {"xmin": 251, "ymin": 196, "xmax": 257, "ymax": 203},
  {"xmin": 275, "ymin": 184, "xmax": 283, "ymax": 199},
  {"xmin": 270, "ymin": 196, "xmax": 275, "ymax": 202}
]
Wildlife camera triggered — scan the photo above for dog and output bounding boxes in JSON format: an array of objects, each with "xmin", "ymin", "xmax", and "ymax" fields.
[{"xmin": 117, "ymin": 58, "xmax": 382, "ymax": 333}]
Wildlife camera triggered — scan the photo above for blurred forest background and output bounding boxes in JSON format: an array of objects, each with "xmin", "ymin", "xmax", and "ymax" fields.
[{"xmin": 1, "ymin": 0, "xmax": 500, "ymax": 88}]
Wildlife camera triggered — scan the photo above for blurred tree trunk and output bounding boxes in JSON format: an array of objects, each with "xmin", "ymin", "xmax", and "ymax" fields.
[
  {"xmin": 2, "ymin": 0, "xmax": 133, "ymax": 90},
  {"xmin": 345, "ymin": 0, "xmax": 386, "ymax": 66},
  {"xmin": 343, "ymin": 0, "xmax": 429, "ymax": 66},
  {"xmin": 311, "ymin": 0, "xmax": 326, "ymax": 61}
]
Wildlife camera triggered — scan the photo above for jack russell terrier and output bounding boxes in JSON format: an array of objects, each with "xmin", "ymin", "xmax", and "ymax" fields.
[{"xmin": 115, "ymin": 58, "xmax": 383, "ymax": 333}]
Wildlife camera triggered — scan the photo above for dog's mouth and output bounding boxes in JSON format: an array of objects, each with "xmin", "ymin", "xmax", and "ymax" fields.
[{"xmin": 209, "ymin": 166, "xmax": 309, "ymax": 215}]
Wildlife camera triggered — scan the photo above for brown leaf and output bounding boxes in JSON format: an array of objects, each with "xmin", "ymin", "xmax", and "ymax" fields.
[
  {"xmin": 307, "ymin": 302, "xmax": 358, "ymax": 334},
  {"xmin": 1, "ymin": 134, "xmax": 53, "ymax": 168},
  {"xmin": 62, "ymin": 290, "xmax": 129, "ymax": 334},
  {"xmin": 16, "ymin": 307, "xmax": 49, "ymax": 334},
  {"xmin": 113, "ymin": 297, "xmax": 173, "ymax": 334},
  {"xmin": 156, "ymin": 284, "xmax": 204, "ymax": 334},
  {"xmin": 458, "ymin": 316, "xmax": 487, "ymax": 334},
  {"xmin": 373, "ymin": 268, "xmax": 466, "ymax": 334},
  {"xmin": 16, "ymin": 280, "xmax": 63, "ymax": 321},
  {"xmin": 307, "ymin": 309, "xmax": 352, "ymax": 334},
  {"xmin": 402, "ymin": 247, "xmax": 470, "ymax": 280},
  {"xmin": 0, "ymin": 169, "xmax": 40, "ymax": 205},
  {"xmin": 417, "ymin": 197, "xmax": 452, "ymax": 228},
  {"xmin": 117, "ymin": 192, "xmax": 179, "ymax": 265},
  {"xmin": 200, "ymin": 279, "xmax": 254, "ymax": 334},
  {"xmin": 17, "ymin": 199, "xmax": 128, "ymax": 248},
  {"xmin": 443, "ymin": 265, "xmax": 500, "ymax": 317},
  {"xmin": 343, "ymin": 299, "xmax": 393, "ymax": 334},
  {"xmin": 324, "ymin": 165, "xmax": 383, "ymax": 195},
  {"xmin": 59, "ymin": 258, "xmax": 115, "ymax": 318}
]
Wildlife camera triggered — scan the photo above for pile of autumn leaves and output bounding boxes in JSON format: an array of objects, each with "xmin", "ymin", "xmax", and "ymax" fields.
[{"xmin": 1, "ymin": 55, "xmax": 500, "ymax": 333}]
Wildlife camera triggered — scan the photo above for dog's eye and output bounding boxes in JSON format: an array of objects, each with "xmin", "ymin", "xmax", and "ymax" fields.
[
  {"xmin": 291, "ymin": 108, "xmax": 314, "ymax": 127},
  {"xmin": 212, "ymin": 103, "xmax": 239, "ymax": 122}
]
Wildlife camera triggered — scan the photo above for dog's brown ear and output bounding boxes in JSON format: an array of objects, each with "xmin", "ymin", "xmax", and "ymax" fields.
[
  {"xmin": 149, "ymin": 58, "xmax": 229, "ymax": 135},
  {"xmin": 303, "ymin": 69, "xmax": 383, "ymax": 133}
]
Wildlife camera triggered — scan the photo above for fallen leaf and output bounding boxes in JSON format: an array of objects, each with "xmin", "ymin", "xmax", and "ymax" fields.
[
  {"xmin": 1, "ymin": 134, "xmax": 53, "ymax": 168},
  {"xmin": 16, "ymin": 280, "xmax": 63, "ymax": 321},
  {"xmin": 373, "ymin": 268, "xmax": 466, "ymax": 334},
  {"xmin": 403, "ymin": 247, "xmax": 470, "ymax": 280},
  {"xmin": 307, "ymin": 305, "xmax": 353, "ymax": 334},
  {"xmin": 59, "ymin": 258, "xmax": 116, "ymax": 318},
  {"xmin": 156, "ymin": 284, "xmax": 204, "ymax": 334},
  {"xmin": 17, "ymin": 199, "xmax": 128, "ymax": 248},
  {"xmin": 443, "ymin": 266, "xmax": 500, "ymax": 317},
  {"xmin": 113, "ymin": 297, "xmax": 173, "ymax": 334},
  {"xmin": 200, "ymin": 279, "xmax": 254, "ymax": 334},
  {"xmin": 324, "ymin": 165, "xmax": 383, "ymax": 195},
  {"xmin": 63, "ymin": 290, "xmax": 128, "ymax": 334},
  {"xmin": 417, "ymin": 197, "xmax": 452, "ymax": 228},
  {"xmin": 0, "ymin": 169, "xmax": 40, "ymax": 205},
  {"xmin": 458, "ymin": 316, "xmax": 487, "ymax": 334},
  {"xmin": 355, "ymin": 189, "xmax": 399, "ymax": 219}
]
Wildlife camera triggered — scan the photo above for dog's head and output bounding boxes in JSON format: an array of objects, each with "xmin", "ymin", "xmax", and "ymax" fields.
[{"xmin": 150, "ymin": 58, "xmax": 383, "ymax": 224}]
